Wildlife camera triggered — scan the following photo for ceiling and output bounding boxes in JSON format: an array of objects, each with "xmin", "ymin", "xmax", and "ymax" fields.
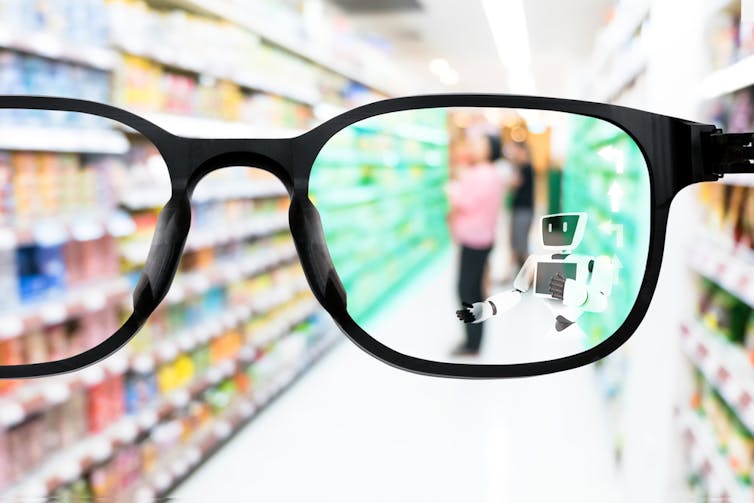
[{"xmin": 337, "ymin": 0, "xmax": 612, "ymax": 96}]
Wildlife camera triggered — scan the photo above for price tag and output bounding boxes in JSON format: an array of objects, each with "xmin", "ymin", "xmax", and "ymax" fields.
[
  {"xmin": 116, "ymin": 419, "xmax": 138, "ymax": 443},
  {"xmin": 43, "ymin": 382, "xmax": 70, "ymax": 405},
  {"xmin": 214, "ymin": 420, "xmax": 232, "ymax": 439},
  {"xmin": 187, "ymin": 448, "xmax": 202, "ymax": 467},
  {"xmin": 17, "ymin": 480, "xmax": 47, "ymax": 500},
  {"xmin": 137, "ymin": 409, "xmax": 158, "ymax": 430},
  {"xmin": 165, "ymin": 285, "xmax": 185, "ymax": 304},
  {"xmin": 171, "ymin": 390, "xmax": 189, "ymax": 408},
  {"xmin": 56, "ymin": 456, "xmax": 82, "ymax": 482},
  {"xmin": 28, "ymin": 32, "xmax": 63, "ymax": 58},
  {"xmin": 171, "ymin": 459, "xmax": 189, "ymax": 478},
  {"xmin": 82, "ymin": 290, "xmax": 107, "ymax": 312},
  {"xmin": 134, "ymin": 487, "xmax": 155, "ymax": 503},
  {"xmin": 220, "ymin": 360, "xmax": 235, "ymax": 377},
  {"xmin": 71, "ymin": 219, "xmax": 104, "ymax": 242},
  {"xmin": 41, "ymin": 302, "xmax": 67, "ymax": 325},
  {"xmin": 177, "ymin": 333, "xmax": 193, "ymax": 352},
  {"xmin": 0, "ymin": 315, "xmax": 23, "ymax": 339},
  {"xmin": 80, "ymin": 365, "xmax": 105, "ymax": 386},
  {"xmin": 0, "ymin": 401, "xmax": 24, "ymax": 427},
  {"xmin": 190, "ymin": 274, "xmax": 211, "ymax": 294},
  {"xmin": 89, "ymin": 437, "xmax": 113, "ymax": 462},
  {"xmin": 158, "ymin": 341, "xmax": 178, "ymax": 362},
  {"xmin": 722, "ymin": 262, "xmax": 741, "ymax": 291},
  {"xmin": 153, "ymin": 471, "xmax": 172, "ymax": 493},
  {"xmin": 221, "ymin": 311, "xmax": 236, "ymax": 330},
  {"xmin": 132, "ymin": 354, "xmax": 155, "ymax": 374},
  {"xmin": 104, "ymin": 353, "xmax": 129, "ymax": 376},
  {"xmin": 239, "ymin": 401, "xmax": 255, "ymax": 418},
  {"xmin": 206, "ymin": 368, "xmax": 222, "ymax": 385}
]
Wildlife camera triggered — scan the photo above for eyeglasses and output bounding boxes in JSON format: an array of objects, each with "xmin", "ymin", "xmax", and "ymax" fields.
[{"xmin": 0, "ymin": 94, "xmax": 743, "ymax": 379}]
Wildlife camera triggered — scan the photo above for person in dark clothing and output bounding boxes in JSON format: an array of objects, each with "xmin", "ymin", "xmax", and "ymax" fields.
[{"xmin": 507, "ymin": 140, "xmax": 534, "ymax": 269}]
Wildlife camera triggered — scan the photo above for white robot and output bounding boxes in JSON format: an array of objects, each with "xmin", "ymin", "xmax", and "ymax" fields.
[{"xmin": 456, "ymin": 212, "xmax": 614, "ymax": 332}]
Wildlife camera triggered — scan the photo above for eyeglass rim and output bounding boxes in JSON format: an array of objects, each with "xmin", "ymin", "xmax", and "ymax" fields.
[{"xmin": 0, "ymin": 94, "xmax": 717, "ymax": 378}]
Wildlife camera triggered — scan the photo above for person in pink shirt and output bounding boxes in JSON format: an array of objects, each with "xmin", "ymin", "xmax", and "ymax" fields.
[{"xmin": 447, "ymin": 134, "xmax": 505, "ymax": 356}]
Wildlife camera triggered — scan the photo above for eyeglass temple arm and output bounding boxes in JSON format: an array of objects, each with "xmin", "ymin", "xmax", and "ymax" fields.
[{"xmin": 702, "ymin": 130, "xmax": 754, "ymax": 177}]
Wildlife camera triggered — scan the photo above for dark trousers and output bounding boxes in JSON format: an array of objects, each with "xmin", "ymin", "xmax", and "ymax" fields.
[{"xmin": 458, "ymin": 245, "xmax": 492, "ymax": 352}]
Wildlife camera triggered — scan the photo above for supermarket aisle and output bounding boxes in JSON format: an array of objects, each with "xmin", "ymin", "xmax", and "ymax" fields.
[{"xmin": 173, "ymin": 256, "xmax": 622, "ymax": 503}]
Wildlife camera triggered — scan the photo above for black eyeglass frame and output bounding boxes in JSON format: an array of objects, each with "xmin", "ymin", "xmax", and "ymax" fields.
[{"xmin": 0, "ymin": 94, "xmax": 732, "ymax": 379}]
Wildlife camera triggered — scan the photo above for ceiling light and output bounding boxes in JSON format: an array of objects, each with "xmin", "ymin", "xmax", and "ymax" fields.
[
  {"xmin": 481, "ymin": 0, "xmax": 536, "ymax": 94},
  {"xmin": 429, "ymin": 58, "xmax": 451, "ymax": 76}
]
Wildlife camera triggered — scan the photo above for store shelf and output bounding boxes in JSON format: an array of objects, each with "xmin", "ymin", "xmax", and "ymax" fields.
[
  {"xmin": 678, "ymin": 407, "xmax": 751, "ymax": 501},
  {"xmin": 716, "ymin": 173, "xmax": 754, "ymax": 187},
  {"xmin": 687, "ymin": 240, "xmax": 754, "ymax": 307},
  {"xmin": 0, "ymin": 277, "xmax": 131, "ymax": 340},
  {"xmin": 700, "ymin": 54, "xmax": 754, "ymax": 99},
  {"xmin": 0, "ymin": 282, "xmax": 316, "ymax": 431},
  {"xmin": 141, "ymin": 113, "xmax": 304, "ymax": 140},
  {"xmin": 596, "ymin": 53, "xmax": 648, "ymax": 102},
  {"xmin": 680, "ymin": 322, "xmax": 754, "ymax": 433},
  {"xmin": 0, "ymin": 26, "xmax": 117, "ymax": 71},
  {"xmin": 121, "ymin": 178, "xmax": 287, "ymax": 211},
  {"xmin": 1, "ymin": 211, "xmax": 135, "ymax": 248},
  {"xmin": 112, "ymin": 37, "xmax": 320, "ymax": 106},
  {"xmin": 152, "ymin": 0, "xmax": 397, "ymax": 96},
  {"xmin": 120, "ymin": 213, "xmax": 290, "ymax": 265},
  {"xmin": 591, "ymin": 0, "xmax": 651, "ymax": 72},
  {"xmin": 0, "ymin": 126, "xmax": 129, "ymax": 154},
  {"xmin": 150, "ymin": 325, "xmax": 339, "ymax": 499},
  {"xmin": 161, "ymin": 242, "xmax": 300, "ymax": 305},
  {"xmin": 705, "ymin": 0, "xmax": 735, "ymax": 16},
  {"xmin": 1, "ymin": 301, "xmax": 330, "ymax": 500}
]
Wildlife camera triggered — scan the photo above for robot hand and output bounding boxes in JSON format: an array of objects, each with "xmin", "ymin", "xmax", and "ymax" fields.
[
  {"xmin": 548, "ymin": 273, "xmax": 588, "ymax": 306},
  {"xmin": 456, "ymin": 302, "xmax": 489, "ymax": 324},
  {"xmin": 456, "ymin": 290, "xmax": 523, "ymax": 324}
]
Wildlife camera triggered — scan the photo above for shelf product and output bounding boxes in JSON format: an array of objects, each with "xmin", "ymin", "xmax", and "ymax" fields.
[
  {"xmin": 309, "ymin": 109, "xmax": 450, "ymax": 321},
  {"xmin": 689, "ymin": 368, "xmax": 754, "ymax": 488},
  {"xmin": 0, "ymin": 0, "xmax": 110, "ymax": 49}
]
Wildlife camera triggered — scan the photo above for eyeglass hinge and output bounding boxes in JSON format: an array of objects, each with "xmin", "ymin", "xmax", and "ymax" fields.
[{"xmin": 702, "ymin": 130, "xmax": 754, "ymax": 178}]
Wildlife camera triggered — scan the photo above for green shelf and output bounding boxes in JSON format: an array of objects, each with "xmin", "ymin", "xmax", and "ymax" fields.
[
  {"xmin": 310, "ymin": 109, "xmax": 451, "ymax": 324},
  {"xmin": 561, "ymin": 115, "xmax": 651, "ymax": 348}
]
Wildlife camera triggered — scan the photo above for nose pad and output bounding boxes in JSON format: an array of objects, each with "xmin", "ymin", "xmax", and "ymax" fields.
[
  {"xmin": 133, "ymin": 195, "xmax": 192, "ymax": 315},
  {"xmin": 289, "ymin": 196, "xmax": 347, "ymax": 310}
]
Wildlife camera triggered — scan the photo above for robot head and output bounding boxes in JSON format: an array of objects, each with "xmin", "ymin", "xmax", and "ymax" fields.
[{"xmin": 540, "ymin": 212, "xmax": 588, "ymax": 252}]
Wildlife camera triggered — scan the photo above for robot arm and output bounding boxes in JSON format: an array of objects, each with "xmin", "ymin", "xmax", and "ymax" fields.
[
  {"xmin": 456, "ymin": 256, "xmax": 537, "ymax": 324},
  {"xmin": 581, "ymin": 255, "xmax": 613, "ymax": 312},
  {"xmin": 549, "ymin": 256, "xmax": 613, "ymax": 312}
]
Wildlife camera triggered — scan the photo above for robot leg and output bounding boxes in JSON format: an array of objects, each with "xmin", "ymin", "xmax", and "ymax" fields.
[{"xmin": 545, "ymin": 301, "xmax": 584, "ymax": 332}]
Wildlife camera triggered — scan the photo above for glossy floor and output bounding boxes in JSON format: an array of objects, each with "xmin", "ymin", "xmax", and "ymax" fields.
[{"xmin": 172, "ymin": 252, "xmax": 623, "ymax": 502}]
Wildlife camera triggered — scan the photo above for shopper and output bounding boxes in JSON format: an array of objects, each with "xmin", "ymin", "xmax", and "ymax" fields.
[
  {"xmin": 447, "ymin": 134, "xmax": 505, "ymax": 356},
  {"xmin": 507, "ymin": 139, "xmax": 534, "ymax": 270}
]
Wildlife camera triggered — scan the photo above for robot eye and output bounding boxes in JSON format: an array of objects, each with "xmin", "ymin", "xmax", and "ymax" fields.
[
  {"xmin": 562, "ymin": 222, "xmax": 568, "ymax": 232},
  {"xmin": 548, "ymin": 223, "xmax": 553, "ymax": 232}
]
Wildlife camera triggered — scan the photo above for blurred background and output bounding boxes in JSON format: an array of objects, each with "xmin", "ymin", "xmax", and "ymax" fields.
[{"xmin": 0, "ymin": 0, "xmax": 749, "ymax": 501}]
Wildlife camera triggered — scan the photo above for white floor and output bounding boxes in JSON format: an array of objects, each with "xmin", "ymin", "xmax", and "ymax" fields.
[{"xmin": 172, "ymin": 247, "xmax": 624, "ymax": 503}]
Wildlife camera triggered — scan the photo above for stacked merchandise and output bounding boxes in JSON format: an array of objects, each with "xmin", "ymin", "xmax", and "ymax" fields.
[
  {"xmin": 679, "ymin": 2, "xmax": 754, "ymax": 497},
  {"xmin": 0, "ymin": 0, "xmax": 406, "ymax": 500},
  {"xmin": 680, "ymin": 182, "xmax": 754, "ymax": 500},
  {"xmin": 309, "ymin": 109, "xmax": 450, "ymax": 322},
  {"xmin": 707, "ymin": 0, "xmax": 754, "ymax": 71}
]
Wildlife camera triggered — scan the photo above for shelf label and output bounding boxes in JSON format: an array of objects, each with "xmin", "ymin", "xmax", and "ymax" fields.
[
  {"xmin": 0, "ymin": 402, "xmax": 24, "ymax": 427},
  {"xmin": 43, "ymin": 382, "xmax": 70, "ymax": 405},
  {"xmin": 0, "ymin": 315, "xmax": 23, "ymax": 339}
]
